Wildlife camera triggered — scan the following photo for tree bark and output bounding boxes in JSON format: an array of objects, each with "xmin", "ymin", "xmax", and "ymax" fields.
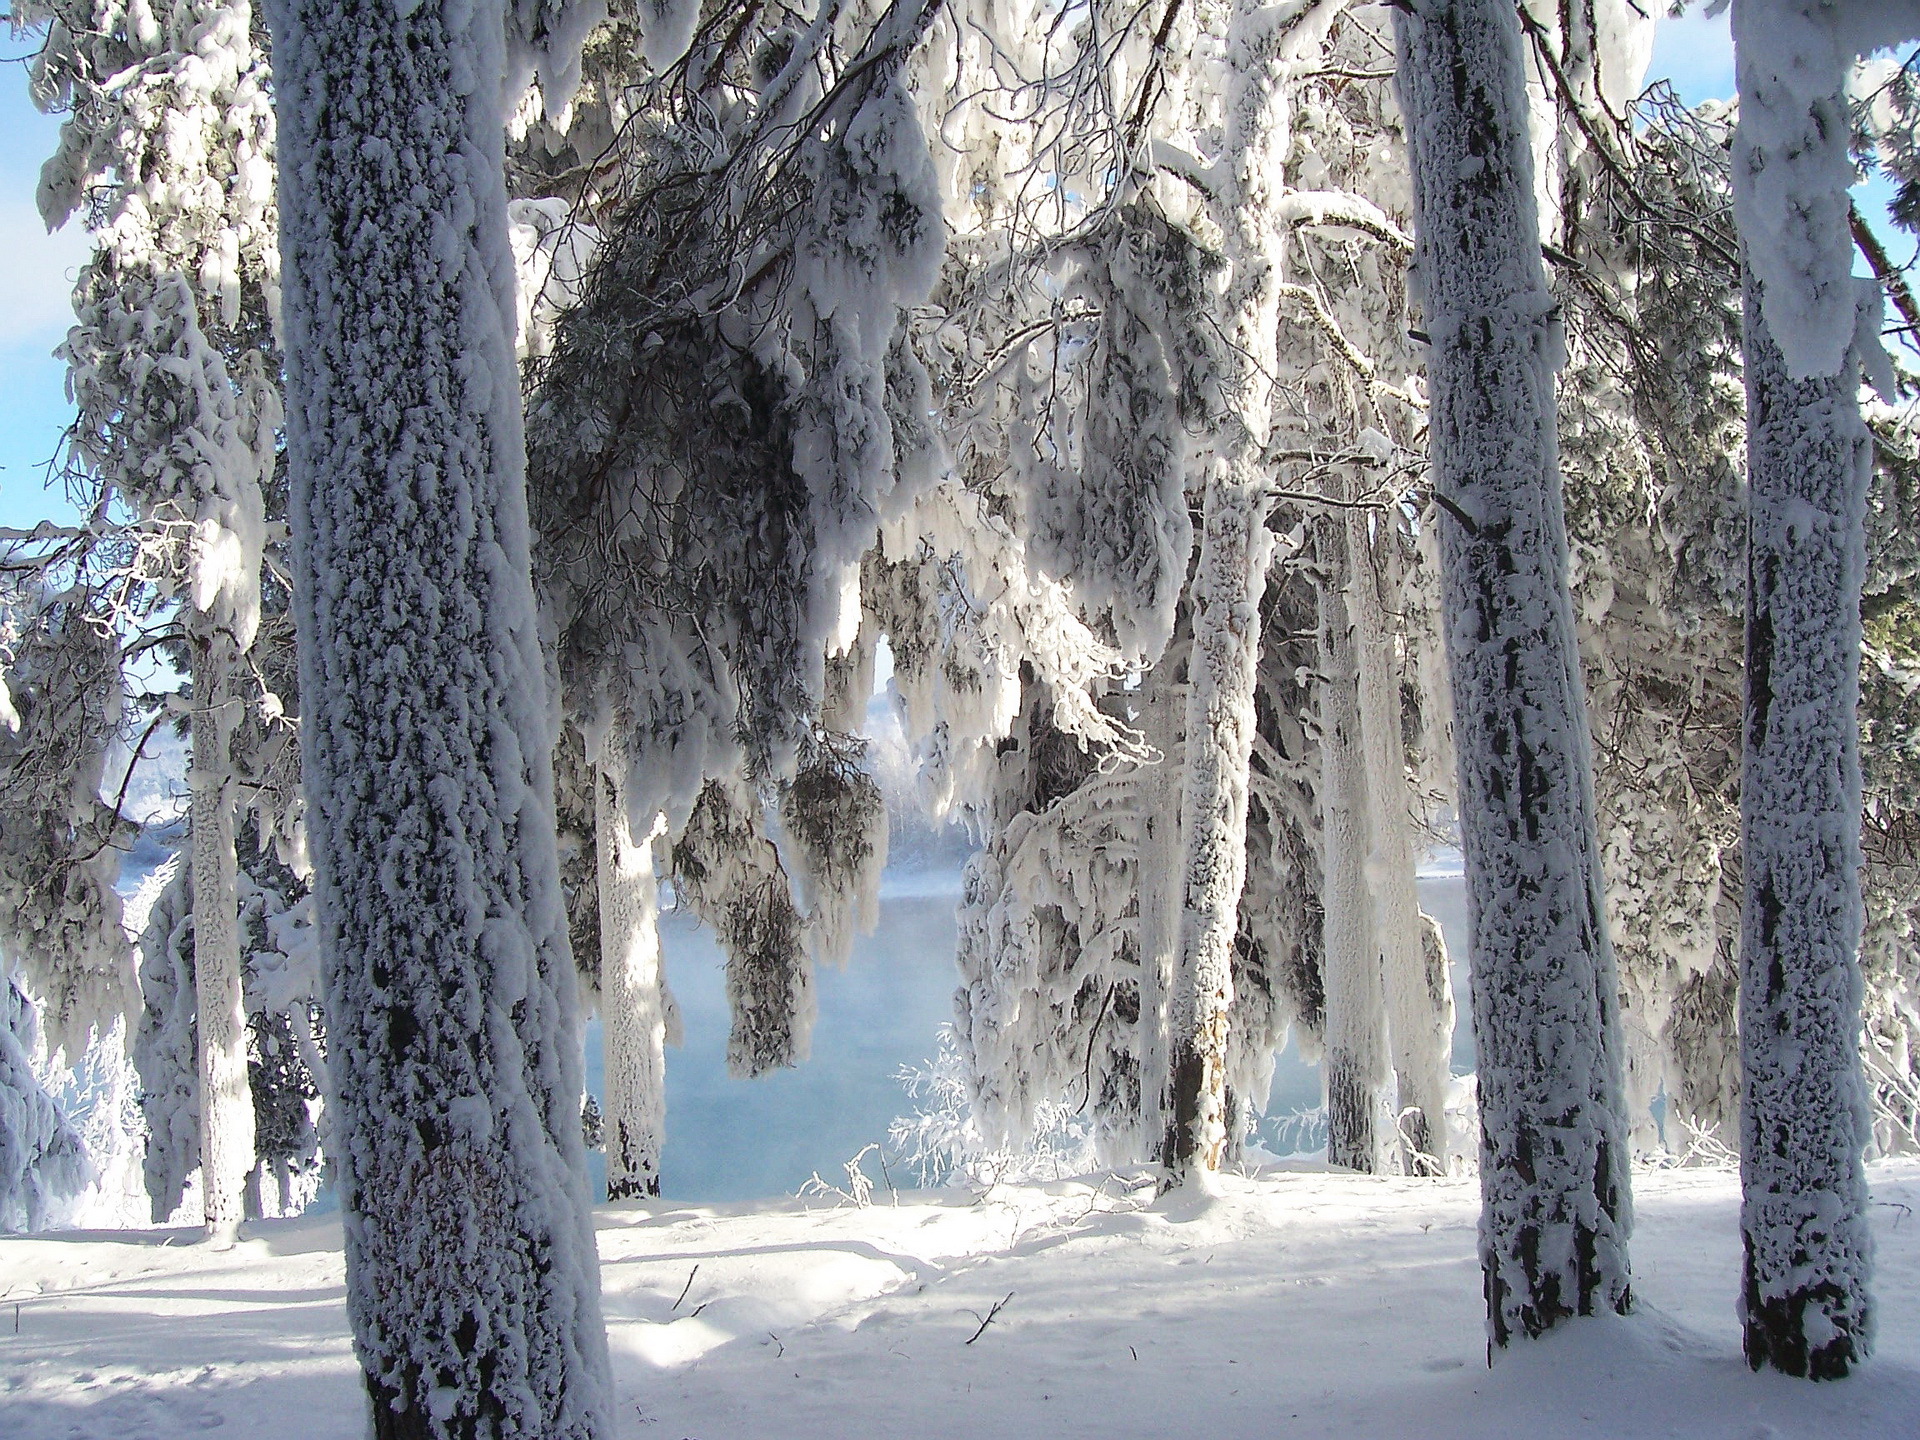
[
  {"xmin": 189, "ymin": 623, "xmax": 254, "ymax": 1247},
  {"xmin": 1347, "ymin": 513, "xmax": 1452, "ymax": 1172},
  {"xmin": 1319, "ymin": 524, "xmax": 1392, "ymax": 1173},
  {"xmin": 1135, "ymin": 636, "xmax": 1185, "ymax": 1160},
  {"xmin": 1159, "ymin": 0, "xmax": 1342, "ymax": 1188},
  {"xmin": 269, "ymin": 0, "xmax": 613, "ymax": 1431},
  {"xmin": 1736, "ymin": 263, "xmax": 1873, "ymax": 1379},
  {"xmin": 596, "ymin": 726, "xmax": 669, "ymax": 1202},
  {"xmin": 1395, "ymin": 0, "xmax": 1633, "ymax": 1349}
]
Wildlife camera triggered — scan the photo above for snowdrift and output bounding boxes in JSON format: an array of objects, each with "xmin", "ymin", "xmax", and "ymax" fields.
[{"xmin": 2, "ymin": 1159, "xmax": 1917, "ymax": 1438}]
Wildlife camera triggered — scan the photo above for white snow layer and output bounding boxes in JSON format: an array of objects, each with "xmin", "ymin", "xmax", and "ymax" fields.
[
  {"xmin": 1732, "ymin": 0, "xmax": 1920, "ymax": 380},
  {"xmin": 4, "ymin": 1160, "xmax": 1920, "ymax": 1437}
]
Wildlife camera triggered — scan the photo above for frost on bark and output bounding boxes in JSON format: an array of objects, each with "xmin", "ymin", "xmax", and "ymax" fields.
[
  {"xmin": 189, "ymin": 625, "xmax": 253, "ymax": 1245},
  {"xmin": 1724, "ymin": 0, "xmax": 1913, "ymax": 1378},
  {"xmin": 1396, "ymin": 0, "xmax": 1632, "ymax": 1348},
  {"xmin": 268, "ymin": 0, "xmax": 612, "ymax": 1430},
  {"xmin": 1318, "ymin": 525, "xmax": 1391, "ymax": 1174},
  {"xmin": 1166, "ymin": 464, "xmax": 1275, "ymax": 1182},
  {"xmin": 1348, "ymin": 512, "xmax": 1452, "ymax": 1171},
  {"xmin": 1735, "ymin": 266, "xmax": 1874, "ymax": 1380},
  {"xmin": 1235, "ymin": 568, "xmax": 1328, "ymax": 1103},
  {"xmin": 1159, "ymin": 0, "xmax": 1340, "ymax": 1188},
  {"xmin": 594, "ymin": 727, "xmax": 668, "ymax": 1201},
  {"xmin": 1135, "ymin": 636, "xmax": 1187, "ymax": 1157}
]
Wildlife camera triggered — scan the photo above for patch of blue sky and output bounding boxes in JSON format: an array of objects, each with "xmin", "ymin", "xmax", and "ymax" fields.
[
  {"xmin": 0, "ymin": 40, "xmax": 87, "ymax": 533},
  {"xmin": 1645, "ymin": 4, "xmax": 1734, "ymax": 107}
]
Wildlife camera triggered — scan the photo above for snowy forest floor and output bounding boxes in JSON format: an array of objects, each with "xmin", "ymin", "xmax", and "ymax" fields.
[{"xmin": 3, "ymin": 1160, "xmax": 1919, "ymax": 1439}]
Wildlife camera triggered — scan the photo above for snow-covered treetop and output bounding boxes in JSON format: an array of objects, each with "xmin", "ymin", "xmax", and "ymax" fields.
[{"xmin": 23, "ymin": 0, "xmax": 282, "ymax": 655}]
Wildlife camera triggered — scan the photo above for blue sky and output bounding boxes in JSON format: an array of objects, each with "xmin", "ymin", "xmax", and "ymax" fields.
[
  {"xmin": 0, "ymin": 35, "xmax": 90, "ymax": 531},
  {"xmin": 1648, "ymin": 4, "xmax": 1736, "ymax": 107}
]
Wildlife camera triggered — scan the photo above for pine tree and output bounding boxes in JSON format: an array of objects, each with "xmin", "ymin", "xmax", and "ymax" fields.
[{"xmin": 26, "ymin": 0, "xmax": 285, "ymax": 1244}]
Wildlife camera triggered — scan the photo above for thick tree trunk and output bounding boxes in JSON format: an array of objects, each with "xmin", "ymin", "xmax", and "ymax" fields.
[
  {"xmin": 1395, "ymin": 0, "xmax": 1632, "ymax": 1349},
  {"xmin": 269, "ymin": 0, "xmax": 613, "ymax": 1433},
  {"xmin": 189, "ymin": 625, "xmax": 254, "ymax": 1247},
  {"xmin": 1347, "ymin": 513, "xmax": 1452, "ymax": 1172},
  {"xmin": 1736, "ymin": 264, "xmax": 1873, "ymax": 1379},
  {"xmin": 596, "ymin": 727, "xmax": 669, "ymax": 1202}
]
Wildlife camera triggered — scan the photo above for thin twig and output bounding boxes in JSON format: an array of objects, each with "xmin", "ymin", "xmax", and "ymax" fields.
[{"xmin": 964, "ymin": 1291, "xmax": 1015, "ymax": 1344}]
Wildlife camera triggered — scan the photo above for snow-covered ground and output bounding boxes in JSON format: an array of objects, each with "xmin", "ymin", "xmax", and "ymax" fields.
[{"xmin": 4, "ymin": 1158, "xmax": 1917, "ymax": 1439}]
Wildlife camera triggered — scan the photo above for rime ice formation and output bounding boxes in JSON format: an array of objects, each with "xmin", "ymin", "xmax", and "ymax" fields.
[
  {"xmin": 270, "ymin": 0, "xmax": 612, "ymax": 1428},
  {"xmin": 1396, "ymin": 0, "xmax": 1633, "ymax": 1348}
]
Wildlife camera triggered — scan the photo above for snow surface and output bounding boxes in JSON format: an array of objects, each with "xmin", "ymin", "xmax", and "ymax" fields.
[{"xmin": 3, "ymin": 1159, "xmax": 1919, "ymax": 1437}]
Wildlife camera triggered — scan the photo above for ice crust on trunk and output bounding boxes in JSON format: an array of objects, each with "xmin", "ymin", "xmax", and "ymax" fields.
[
  {"xmin": 1161, "ymin": 0, "xmax": 1342, "ymax": 1186},
  {"xmin": 268, "ymin": 0, "xmax": 612, "ymax": 1429},
  {"xmin": 1318, "ymin": 529, "xmax": 1392, "ymax": 1175},
  {"xmin": 1395, "ymin": 0, "xmax": 1633, "ymax": 1349},
  {"xmin": 594, "ymin": 725, "xmax": 670, "ymax": 1201},
  {"xmin": 1735, "ymin": 267, "xmax": 1875, "ymax": 1379},
  {"xmin": 190, "ymin": 629, "xmax": 253, "ymax": 1245},
  {"xmin": 1726, "ymin": 0, "xmax": 1914, "ymax": 1378},
  {"xmin": 1348, "ymin": 510, "xmax": 1453, "ymax": 1172}
]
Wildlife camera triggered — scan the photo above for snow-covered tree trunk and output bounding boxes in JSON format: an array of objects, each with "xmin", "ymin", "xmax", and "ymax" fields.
[
  {"xmin": 1318, "ymin": 525, "xmax": 1391, "ymax": 1173},
  {"xmin": 1135, "ymin": 649, "xmax": 1185, "ymax": 1160},
  {"xmin": 269, "ymin": 0, "xmax": 612, "ymax": 1430},
  {"xmin": 595, "ymin": 727, "xmax": 668, "ymax": 1201},
  {"xmin": 1734, "ymin": 262, "xmax": 1875, "ymax": 1380},
  {"xmin": 1159, "ymin": 0, "xmax": 1339, "ymax": 1187},
  {"xmin": 1395, "ymin": 0, "xmax": 1632, "ymax": 1348},
  {"xmin": 1348, "ymin": 514, "xmax": 1451, "ymax": 1171},
  {"xmin": 188, "ymin": 624, "xmax": 253, "ymax": 1246},
  {"xmin": 1725, "ymin": 0, "xmax": 1912, "ymax": 1378}
]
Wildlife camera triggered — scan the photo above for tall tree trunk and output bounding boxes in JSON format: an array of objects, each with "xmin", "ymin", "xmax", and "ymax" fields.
[
  {"xmin": 1735, "ymin": 263, "xmax": 1873, "ymax": 1379},
  {"xmin": 1135, "ymin": 638, "xmax": 1185, "ymax": 1160},
  {"xmin": 1395, "ymin": 0, "xmax": 1632, "ymax": 1349},
  {"xmin": 1318, "ymin": 526, "xmax": 1391, "ymax": 1173},
  {"xmin": 596, "ymin": 726, "xmax": 669, "ymax": 1201},
  {"xmin": 1347, "ymin": 514, "xmax": 1452, "ymax": 1172},
  {"xmin": 269, "ymin": 0, "xmax": 613, "ymax": 1432},
  {"xmin": 1159, "ymin": 0, "xmax": 1342, "ymax": 1188},
  {"xmin": 189, "ymin": 623, "xmax": 253, "ymax": 1246}
]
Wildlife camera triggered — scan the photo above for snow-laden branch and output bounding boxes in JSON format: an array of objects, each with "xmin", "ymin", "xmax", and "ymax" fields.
[
  {"xmin": 1275, "ymin": 282, "xmax": 1375, "ymax": 378},
  {"xmin": 1271, "ymin": 190, "xmax": 1412, "ymax": 251}
]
